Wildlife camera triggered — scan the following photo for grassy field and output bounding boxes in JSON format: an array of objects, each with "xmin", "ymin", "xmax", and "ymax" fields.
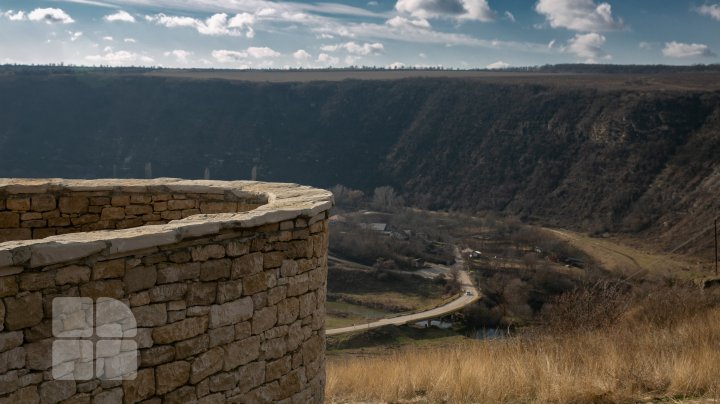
[
  {"xmin": 327, "ymin": 290, "xmax": 720, "ymax": 403},
  {"xmin": 543, "ymin": 228, "xmax": 706, "ymax": 279},
  {"xmin": 326, "ymin": 301, "xmax": 392, "ymax": 329}
]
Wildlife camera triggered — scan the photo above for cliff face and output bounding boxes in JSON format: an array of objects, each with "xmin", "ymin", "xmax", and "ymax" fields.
[{"xmin": 1, "ymin": 72, "xmax": 718, "ymax": 254}]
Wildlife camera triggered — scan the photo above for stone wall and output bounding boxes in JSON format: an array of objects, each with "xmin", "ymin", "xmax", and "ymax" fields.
[{"xmin": 0, "ymin": 179, "xmax": 333, "ymax": 404}]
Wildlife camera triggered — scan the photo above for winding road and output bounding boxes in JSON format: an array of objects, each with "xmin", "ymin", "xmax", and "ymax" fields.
[{"xmin": 326, "ymin": 248, "xmax": 481, "ymax": 336}]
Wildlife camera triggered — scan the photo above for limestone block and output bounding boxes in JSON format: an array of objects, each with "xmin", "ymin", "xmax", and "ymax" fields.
[
  {"xmin": 58, "ymin": 197, "xmax": 89, "ymax": 214},
  {"xmin": 31, "ymin": 195, "xmax": 56, "ymax": 212},
  {"xmin": 39, "ymin": 380, "xmax": 76, "ymax": 403},
  {"xmin": 262, "ymin": 337, "xmax": 287, "ymax": 360},
  {"xmin": 0, "ymin": 331, "xmax": 23, "ymax": 353},
  {"xmin": 0, "ymin": 212, "xmax": 20, "ymax": 228},
  {"xmin": 140, "ymin": 345, "xmax": 175, "ymax": 367},
  {"xmin": 93, "ymin": 259, "xmax": 125, "ymax": 280},
  {"xmin": 152, "ymin": 316, "xmax": 208, "ymax": 345},
  {"xmin": 4, "ymin": 292, "xmax": 43, "ymax": 330},
  {"xmin": 225, "ymin": 241, "xmax": 249, "ymax": 257},
  {"xmin": 208, "ymin": 372, "xmax": 235, "ymax": 393},
  {"xmin": 277, "ymin": 297, "xmax": 299, "ymax": 325},
  {"xmin": 101, "ymin": 207, "xmax": 125, "ymax": 221},
  {"xmin": 157, "ymin": 262, "xmax": 200, "ymax": 284},
  {"xmin": 0, "ymin": 385, "xmax": 39, "ymax": 404},
  {"xmin": 263, "ymin": 252, "xmax": 284, "ymax": 269},
  {"xmin": 191, "ymin": 244, "xmax": 225, "ymax": 262},
  {"xmin": 216, "ymin": 280, "xmax": 242, "ymax": 304},
  {"xmin": 6, "ymin": 197, "xmax": 30, "ymax": 211},
  {"xmin": 55, "ymin": 265, "xmax": 91, "ymax": 285},
  {"xmin": 150, "ymin": 283, "xmax": 187, "ymax": 302},
  {"xmin": 0, "ymin": 347, "xmax": 25, "ymax": 374},
  {"xmin": 286, "ymin": 274, "xmax": 309, "ymax": 297},
  {"xmin": 19, "ymin": 271, "xmax": 55, "ymax": 291},
  {"xmin": 124, "ymin": 205, "xmax": 152, "ymax": 216},
  {"xmin": 164, "ymin": 386, "xmax": 196, "ymax": 404},
  {"xmin": 186, "ymin": 282, "xmax": 216, "ymax": 306},
  {"xmin": 156, "ymin": 360, "xmax": 191, "ymax": 395},
  {"xmin": 175, "ymin": 334, "xmax": 209, "ymax": 359},
  {"xmin": 266, "ymin": 356, "xmax": 291, "ymax": 383},
  {"xmin": 131, "ymin": 304, "xmax": 167, "ymax": 327},
  {"xmin": 122, "ymin": 368, "xmax": 155, "ymax": 404},
  {"xmin": 208, "ymin": 325, "xmax": 234, "ymax": 348},
  {"xmin": 231, "ymin": 253, "xmax": 263, "ymax": 279},
  {"xmin": 243, "ymin": 272, "xmax": 275, "ymax": 295},
  {"xmin": 252, "ymin": 306, "xmax": 277, "ymax": 335},
  {"xmin": 110, "ymin": 195, "xmax": 130, "ymax": 207},
  {"xmin": 267, "ymin": 286, "xmax": 287, "ymax": 306},
  {"xmin": 0, "ymin": 276, "xmax": 18, "ymax": 298},
  {"xmin": 209, "ymin": 297, "xmax": 253, "ymax": 329},
  {"xmin": 167, "ymin": 200, "xmax": 196, "ymax": 211},
  {"xmin": 79, "ymin": 280, "xmax": 124, "ymax": 299},
  {"xmin": 200, "ymin": 259, "xmax": 231, "ymax": 281},
  {"xmin": 190, "ymin": 347, "xmax": 224, "ymax": 384},
  {"xmin": 298, "ymin": 292, "xmax": 317, "ymax": 318},
  {"xmin": 223, "ymin": 336, "xmax": 260, "ymax": 371},
  {"xmin": 125, "ymin": 266, "xmax": 158, "ymax": 294}
]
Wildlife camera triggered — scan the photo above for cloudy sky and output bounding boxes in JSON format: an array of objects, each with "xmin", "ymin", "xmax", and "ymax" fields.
[{"xmin": 0, "ymin": 0, "xmax": 718, "ymax": 69}]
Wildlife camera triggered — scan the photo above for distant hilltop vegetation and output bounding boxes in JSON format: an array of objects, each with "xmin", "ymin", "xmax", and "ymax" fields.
[{"xmin": 0, "ymin": 66, "xmax": 718, "ymax": 256}]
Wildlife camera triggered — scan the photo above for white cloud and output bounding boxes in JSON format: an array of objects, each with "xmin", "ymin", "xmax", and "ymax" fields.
[
  {"xmin": 486, "ymin": 60, "xmax": 510, "ymax": 69},
  {"xmin": 317, "ymin": 53, "xmax": 340, "ymax": 65},
  {"xmin": 2, "ymin": 10, "xmax": 26, "ymax": 21},
  {"xmin": 419, "ymin": 52, "xmax": 427, "ymax": 58},
  {"xmin": 535, "ymin": 0, "xmax": 622, "ymax": 32},
  {"xmin": 164, "ymin": 49, "xmax": 193, "ymax": 63},
  {"xmin": 86, "ymin": 50, "xmax": 154, "ymax": 65},
  {"xmin": 697, "ymin": 4, "xmax": 720, "ymax": 21},
  {"xmin": 27, "ymin": 8, "xmax": 75, "ymax": 24},
  {"xmin": 321, "ymin": 41, "xmax": 384, "ymax": 55},
  {"xmin": 386, "ymin": 16, "xmax": 431, "ymax": 29},
  {"xmin": 246, "ymin": 47, "xmax": 281, "ymax": 58},
  {"xmin": 548, "ymin": 39, "xmax": 556, "ymax": 48},
  {"xmin": 69, "ymin": 31, "xmax": 83, "ymax": 41},
  {"xmin": 395, "ymin": 0, "xmax": 495, "ymax": 22},
  {"xmin": 212, "ymin": 50, "xmax": 247, "ymax": 63},
  {"xmin": 104, "ymin": 10, "xmax": 135, "ymax": 23},
  {"xmin": 293, "ymin": 49, "xmax": 312, "ymax": 60},
  {"xmin": 662, "ymin": 42, "xmax": 716, "ymax": 58},
  {"xmin": 564, "ymin": 32, "xmax": 610, "ymax": 62},
  {"xmin": 212, "ymin": 47, "xmax": 280, "ymax": 63},
  {"xmin": 123, "ymin": 38, "xmax": 136, "ymax": 43},
  {"xmin": 103, "ymin": 36, "xmax": 114, "ymax": 41},
  {"xmin": 387, "ymin": 61, "xmax": 405, "ymax": 69},
  {"xmin": 504, "ymin": 11, "xmax": 515, "ymax": 22},
  {"xmin": 146, "ymin": 12, "xmax": 255, "ymax": 38},
  {"xmin": 639, "ymin": 41, "xmax": 651, "ymax": 50}
]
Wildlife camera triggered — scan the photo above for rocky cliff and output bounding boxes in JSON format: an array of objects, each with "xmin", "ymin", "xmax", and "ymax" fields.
[{"xmin": 1, "ymin": 68, "xmax": 718, "ymax": 255}]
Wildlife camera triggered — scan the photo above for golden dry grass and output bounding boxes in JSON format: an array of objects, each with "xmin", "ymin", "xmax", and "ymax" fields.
[{"xmin": 326, "ymin": 308, "xmax": 720, "ymax": 403}]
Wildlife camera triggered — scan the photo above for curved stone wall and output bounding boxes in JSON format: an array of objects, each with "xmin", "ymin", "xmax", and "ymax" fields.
[{"xmin": 0, "ymin": 178, "xmax": 333, "ymax": 404}]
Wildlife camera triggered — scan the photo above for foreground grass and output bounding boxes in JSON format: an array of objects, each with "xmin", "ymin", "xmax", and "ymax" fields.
[{"xmin": 327, "ymin": 307, "xmax": 720, "ymax": 403}]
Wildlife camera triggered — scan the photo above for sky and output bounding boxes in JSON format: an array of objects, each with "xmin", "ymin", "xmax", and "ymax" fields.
[{"xmin": 0, "ymin": 0, "xmax": 718, "ymax": 69}]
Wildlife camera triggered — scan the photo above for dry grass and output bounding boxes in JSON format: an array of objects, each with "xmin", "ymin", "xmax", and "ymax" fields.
[{"xmin": 327, "ymin": 301, "xmax": 720, "ymax": 403}]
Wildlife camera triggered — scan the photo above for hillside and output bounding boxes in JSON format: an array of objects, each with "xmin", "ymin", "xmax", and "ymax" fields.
[{"xmin": 1, "ymin": 67, "xmax": 718, "ymax": 256}]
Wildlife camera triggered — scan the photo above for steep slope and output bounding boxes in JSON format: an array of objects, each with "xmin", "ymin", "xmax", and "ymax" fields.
[{"xmin": 0, "ymin": 70, "xmax": 718, "ymax": 255}]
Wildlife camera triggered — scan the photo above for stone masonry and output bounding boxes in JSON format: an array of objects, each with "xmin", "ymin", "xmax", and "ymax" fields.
[{"xmin": 0, "ymin": 178, "xmax": 333, "ymax": 404}]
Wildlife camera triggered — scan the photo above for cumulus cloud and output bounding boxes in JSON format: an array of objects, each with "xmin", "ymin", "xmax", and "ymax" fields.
[
  {"xmin": 535, "ymin": 0, "xmax": 622, "ymax": 31},
  {"xmin": 321, "ymin": 41, "xmax": 384, "ymax": 55},
  {"xmin": 395, "ymin": 0, "xmax": 495, "ymax": 22},
  {"xmin": 29, "ymin": 8, "xmax": 75, "ymax": 24},
  {"xmin": 662, "ymin": 42, "xmax": 716, "ymax": 58},
  {"xmin": 212, "ymin": 47, "xmax": 281, "ymax": 63},
  {"xmin": 69, "ymin": 31, "xmax": 83, "ymax": 41},
  {"xmin": 486, "ymin": 60, "xmax": 510, "ymax": 69},
  {"xmin": 2, "ymin": 10, "xmax": 26, "ymax": 21},
  {"xmin": 697, "ymin": 4, "xmax": 720, "ymax": 21},
  {"xmin": 386, "ymin": 16, "xmax": 431, "ymax": 29},
  {"xmin": 387, "ymin": 61, "xmax": 405, "ymax": 69},
  {"xmin": 124, "ymin": 38, "xmax": 136, "ymax": 43},
  {"xmin": 317, "ymin": 53, "xmax": 340, "ymax": 65},
  {"xmin": 564, "ymin": 32, "xmax": 610, "ymax": 62},
  {"xmin": 638, "ymin": 41, "xmax": 651, "ymax": 50},
  {"xmin": 293, "ymin": 49, "xmax": 312, "ymax": 60},
  {"xmin": 164, "ymin": 49, "xmax": 193, "ymax": 63},
  {"xmin": 104, "ymin": 10, "xmax": 135, "ymax": 23},
  {"xmin": 86, "ymin": 50, "xmax": 154, "ymax": 65},
  {"xmin": 504, "ymin": 11, "xmax": 515, "ymax": 22},
  {"xmin": 145, "ymin": 12, "xmax": 255, "ymax": 38}
]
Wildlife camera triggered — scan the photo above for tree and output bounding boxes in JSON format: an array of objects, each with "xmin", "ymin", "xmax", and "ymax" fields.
[{"xmin": 371, "ymin": 186, "xmax": 404, "ymax": 212}]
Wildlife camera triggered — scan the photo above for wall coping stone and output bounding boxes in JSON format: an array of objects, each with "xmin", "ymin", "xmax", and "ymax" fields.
[{"xmin": 0, "ymin": 178, "xmax": 334, "ymax": 270}]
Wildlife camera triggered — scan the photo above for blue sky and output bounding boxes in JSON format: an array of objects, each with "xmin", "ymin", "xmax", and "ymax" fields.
[{"xmin": 0, "ymin": 0, "xmax": 718, "ymax": 69}]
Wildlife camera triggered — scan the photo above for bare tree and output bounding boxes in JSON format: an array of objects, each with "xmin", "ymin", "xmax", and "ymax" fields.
[{"xmin": 372, "ymin": 186, "xmax": 404, "ymax": 212}]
